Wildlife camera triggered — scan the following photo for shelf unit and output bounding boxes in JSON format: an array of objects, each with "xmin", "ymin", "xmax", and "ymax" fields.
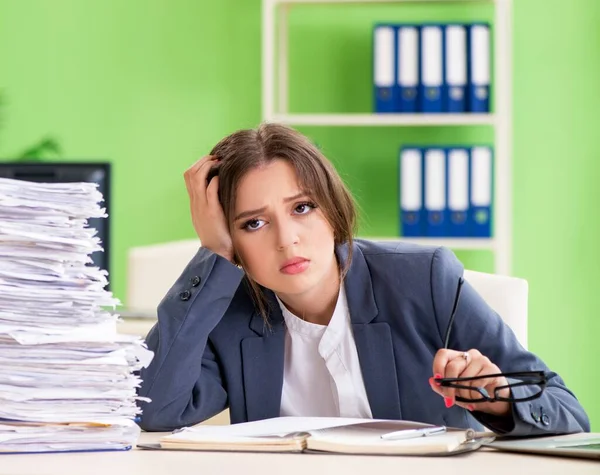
[
  {"xmin": 262, "ymin": 0, "xmax": 512, "ymax": 275},
  {"xmin": 271, "ymin": 113, "xmax": 496, "ymax": 127},
  {"xmin": 369, "ymin": 237, "xmax": 496, "ymax": 250}
]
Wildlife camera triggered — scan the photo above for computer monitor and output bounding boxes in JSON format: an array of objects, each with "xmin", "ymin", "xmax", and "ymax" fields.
[{"xmin": 0, "ymin": 162, "xmax": 111, "ymax": 286}]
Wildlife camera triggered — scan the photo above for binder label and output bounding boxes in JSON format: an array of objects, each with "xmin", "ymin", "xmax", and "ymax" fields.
[
  {"xmin": 422, "ymin": 26, "xmax": 442, "ymax": 87},
  {"xmin": 446, "ymin": 25, "xmax": 467, "ymax": 86},
  {"xmin": 471, "ymin": 147, "xmax": 492, "ymax": 206},
  {"xmin": 448, "ymin": 149, "xmax": 469, "ymax": 211},
  {"xmin": 471, "ymin": 25, "xmax": 490, "ymax": 86},
  {"xmin": 398, "ymin": 26, "xmax": 418, "ymax": 87},
  {"xmin": 425, "ymin": 149, "xmax": 446, "ymax": 211},
  {"xmin": 374, "ymin": 26, "xmax": 395, "ymax": 87},
  {"xmin": 401, "ymin": 149, "xmax": 422, "ymax": 211}
]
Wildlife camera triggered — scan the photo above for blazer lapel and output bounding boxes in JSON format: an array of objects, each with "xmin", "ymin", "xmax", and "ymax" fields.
[
  {"xmin": 352, "ymin": 323, "xmax": 402, "ymax": 420},
  {"xmin": 241, "ymin": 290, "xmax": 285, "ymax": 422},
  {"xmin": 339, "ymin": 241, "xmax": 403, "ymax": 420}
]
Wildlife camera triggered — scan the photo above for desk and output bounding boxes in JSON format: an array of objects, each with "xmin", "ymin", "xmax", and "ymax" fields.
[{"xmin": 0, "ymin": 432, "xmax": 598, "ymax": 475}]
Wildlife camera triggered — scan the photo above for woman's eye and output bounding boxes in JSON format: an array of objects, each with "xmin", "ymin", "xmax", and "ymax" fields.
[
  {"xmin": 294, "ymin": 202, "xmax": 316, "ymax": 215},
  {"xmin": 243, "ymin": 219, "xmax": 265, "ymax": 231}
]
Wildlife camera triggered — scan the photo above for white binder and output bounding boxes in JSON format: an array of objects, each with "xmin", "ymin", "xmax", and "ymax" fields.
[
  {"xmin": 397, "ymin": 25, "xmax": 419, "ymax": 112},
  {"xmin": 470, "ymin": 146, "xmax": 493, "ymax": 236},
  {"xmin": 374, "ymin": 25, "xmax": 396, "ymax": 113},
  {"xmin": 445, "ymin": 25, "xmax": 467, "ymax": 112},
  {"xmin": 469, "ymin": 24, "xmax": 491, "ymax": 112},
  {"xmin": 424, "ymin": 148, "xmax": 447, "ymax": 235},
  {"xmin": 400, "ymin": 148, "xmax": 423, "ymax": 236},
  {"xmin": 447, "ymin": 148, "xmax": 469, "ymax": 236},
  {"xmin": 420, "ymin": 25, "xmax": 443, "ymax": 112}
]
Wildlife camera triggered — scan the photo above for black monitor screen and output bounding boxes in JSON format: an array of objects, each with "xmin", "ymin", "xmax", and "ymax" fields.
[{"xmin": 0, "ymin": 162, "xmax": 111, "ymax": 286}]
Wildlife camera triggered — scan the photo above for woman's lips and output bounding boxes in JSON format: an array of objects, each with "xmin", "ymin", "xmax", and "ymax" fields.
[{"xmin": 280, "ymin": 257, "xmax": 310, "ymax": 275}]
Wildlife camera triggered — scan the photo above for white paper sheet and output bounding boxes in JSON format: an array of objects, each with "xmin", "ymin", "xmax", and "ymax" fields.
[{"xmin": 174, "ymin": 416, "xmax": 393, "ymax": 438}]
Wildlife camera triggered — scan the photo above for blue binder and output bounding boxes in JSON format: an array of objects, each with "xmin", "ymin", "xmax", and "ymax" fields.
[
  {"xmin": 444, "ymin": 24, "xmax": 467, "ymax": 113},
  {"xmin": 373, "ymin": 24, "xmax": 398, "ymax": 113},
  {"xmin": 469, "ymin": 146, "xmax": 493, "ymax": 237},
  {"xmin": 399, "ymin": 147, "xmax": 425, "ymax": 236},
  {"xmin": 467, "ymin": 23, "xmax": 491, "ymax": 113},
  {"xmin": 419, "ymin": 25, "xmax": 444, "ymax": 113},
  {"xmin": 424, "ymin": 148, "xmax": 449, "ymax": 236},
  {"xmin": 397, "ymin": 25, "xmax": 420, "ymax": 113},
  {"xmin": 446, "ymin": 147, "xmax": 470, "ymax": 237}
]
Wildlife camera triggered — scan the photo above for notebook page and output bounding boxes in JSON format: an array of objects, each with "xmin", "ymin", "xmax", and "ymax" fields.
[
  {"xmin": 306, "ymin": 425, "xmax": 467, "ymax": 454},
  {"xmin": 164, "ymin": 416, "xmax": 431, "ymax": 441}
]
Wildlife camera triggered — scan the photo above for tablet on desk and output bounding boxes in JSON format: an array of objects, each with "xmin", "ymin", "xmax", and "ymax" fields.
[{"xmin": 489, "ymin": 433, "xmax": 600, "ymax": 460}]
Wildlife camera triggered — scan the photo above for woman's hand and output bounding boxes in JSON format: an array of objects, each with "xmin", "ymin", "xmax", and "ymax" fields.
[
  {"xmin": 429, "ymin": 349, "xmax": 512, "ymax": 417},
  {"xmin": 184, "ymin": 155, "xmax": 234, "ymax": 263}
]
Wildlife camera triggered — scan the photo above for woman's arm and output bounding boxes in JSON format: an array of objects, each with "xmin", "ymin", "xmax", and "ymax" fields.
[
  {"xmin": 137, "ymin": 247, "xmax": 243, "ymax": 432},
  {"xmin": 429, "ymin": 246, "xmax": 590, "ymax": 436}
]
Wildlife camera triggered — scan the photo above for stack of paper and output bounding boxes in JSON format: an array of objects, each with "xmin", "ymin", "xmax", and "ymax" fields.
[{"xmin": 0, "ymin": 177, "xmax": 153, "ymax": 453}]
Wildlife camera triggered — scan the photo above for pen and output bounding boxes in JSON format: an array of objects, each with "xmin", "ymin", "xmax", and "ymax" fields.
[{"xmin": 380, "ymin": 426, "xmax": 447, "ymax": 441}]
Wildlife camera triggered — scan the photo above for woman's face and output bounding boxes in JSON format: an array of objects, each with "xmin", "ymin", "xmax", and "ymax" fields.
[{"xmin": 231, "ymin": 159, "xmax": 337, "ymax": 299}]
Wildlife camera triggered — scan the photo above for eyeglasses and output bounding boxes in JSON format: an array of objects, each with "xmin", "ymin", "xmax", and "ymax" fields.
[
  {"xmin": 435, "ymin": 370, "xmax": 553, "ymax": 403},
  {"xmin": 440, "ymin": 277, "xmax": 551, "ymax": 404}
]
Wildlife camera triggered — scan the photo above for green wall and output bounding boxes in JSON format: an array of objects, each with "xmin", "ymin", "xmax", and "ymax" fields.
[{"xmin": 0, "ymin": 0, "xmax": 597, "ymax": 429}]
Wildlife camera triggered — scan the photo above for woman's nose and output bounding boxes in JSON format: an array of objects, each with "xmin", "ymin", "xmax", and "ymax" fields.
[{"xmin": 275, "ymin": 221, "xmax": 299, "ymax": 251}]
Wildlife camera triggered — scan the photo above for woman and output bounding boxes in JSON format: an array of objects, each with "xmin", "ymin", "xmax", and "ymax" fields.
[{"xmin": 137, "ymin": 123, "xmax": 589, "ymax": 435}]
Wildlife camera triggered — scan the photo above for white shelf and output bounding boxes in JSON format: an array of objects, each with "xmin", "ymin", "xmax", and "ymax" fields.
[
  {"xmin": 270, "ymin": 113, "xmax": 495, "ymax": 127},
  {"xmin": 262, "ymin": 0, "xmax": 513, "ymax": 274},
  {"xmin": 270, "ymin": 0, "xmax": 495, "ymax": 5},
  {"xmin": 360, "ymin": 236, "xmax": 495, "ymax": 250}
]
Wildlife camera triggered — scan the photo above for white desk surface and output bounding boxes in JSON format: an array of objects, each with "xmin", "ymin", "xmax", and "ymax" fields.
[{"xmin": 0, "ymin": 432, "xmax": 598, "ymax": 475}]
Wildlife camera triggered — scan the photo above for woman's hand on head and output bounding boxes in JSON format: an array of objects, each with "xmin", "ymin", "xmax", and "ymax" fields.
[
  {"xmin": 429, "ymin": 349, "xmax": 512, "ymax": 417},
  {"xmin": 184, "ymin": 155, "xmax": 234, "ymax": 263}
]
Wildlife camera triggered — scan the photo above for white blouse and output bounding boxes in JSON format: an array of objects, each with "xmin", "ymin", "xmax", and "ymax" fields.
[{"xmin": 277, "ymin": 285, "xmax": 373, "ymax": 419}]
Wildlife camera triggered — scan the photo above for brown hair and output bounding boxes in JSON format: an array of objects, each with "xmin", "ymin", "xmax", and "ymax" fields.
[{"xmin": 209, "ymin": 122, "xmax": 357, "ymax": 321}]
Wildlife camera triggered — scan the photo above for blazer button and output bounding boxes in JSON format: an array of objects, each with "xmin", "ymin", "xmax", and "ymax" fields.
[
  {"xmin": 190, "ymin": 276, "xmax": 201, "ymax": 287},
  {"xmin": 179, "ymin": 290, "xmax": 191, "ymax": 301},
  {"xmin": 541, "ymin": 413, "xmax": 550, "ymax": 426}
]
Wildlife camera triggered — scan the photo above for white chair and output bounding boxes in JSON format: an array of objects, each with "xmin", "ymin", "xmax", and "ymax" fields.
[
  {"xmin": 463, "ymin": 270, "xmax": 528, "ymax": 349},
  {"xmin": 126, "ymin": 239, "xmax": 201, "ymax": 315},
  {"xmin": 125, "ymin": 239, "xmax": 528, "ymax": 348}
]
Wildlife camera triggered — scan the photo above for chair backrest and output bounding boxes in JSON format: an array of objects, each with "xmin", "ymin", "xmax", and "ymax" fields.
[
  {"xmin": 126, "ymin": 240, "xmax": 529, "ymax": 348},
  {"xmin": 126, "ymin": 239, "xmax": 201, "ymax": 314},
  {"xmin": 463, "ymin": 269, "xmax": 529, "ymax": 349}
]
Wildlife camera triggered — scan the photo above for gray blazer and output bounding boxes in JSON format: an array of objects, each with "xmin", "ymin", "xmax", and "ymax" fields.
[{"xmin": 137, "ymin": 240, "xmax": 589, "ymax": 435}]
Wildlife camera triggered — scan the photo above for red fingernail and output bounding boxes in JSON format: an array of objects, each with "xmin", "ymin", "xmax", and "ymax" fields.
[
  {"xmin": 434, "ymin": 374, "xmax": 442, "ymax": 386},
  {"xmin": 444, "ymin": 397, "xmax": 454, "ymax": 408},
  {"xmin": 468, "ymin": 405, "xmax": 475, "ymax": 411}
]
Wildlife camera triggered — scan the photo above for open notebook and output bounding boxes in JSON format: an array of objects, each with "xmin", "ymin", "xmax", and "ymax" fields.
[{"xmin": 139, "ymin": 417, "xmax": 495, "ymax": 456}]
